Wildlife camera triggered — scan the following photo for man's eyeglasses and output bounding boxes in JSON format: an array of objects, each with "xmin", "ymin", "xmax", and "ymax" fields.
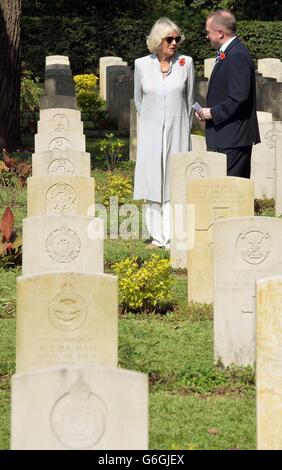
[{"xmin": 165, "ymin": 36, "xmax": 181, "ymax": 44}]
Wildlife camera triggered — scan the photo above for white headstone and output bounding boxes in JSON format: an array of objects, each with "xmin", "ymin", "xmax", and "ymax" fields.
[
  {"xmin": 11, "ymin": 367, "xmax": 148, "ymax": 449},
  {"xmin": 46, "ymin": 55, "xmax": 70, "ymax": 66},
  {"xmin": 170, "ymin": 151, "xmax": 226, "ymax": 269},
  {"xmin": 99, "ymin": 57, "xmax": 126, "ymax": 101},
  {"xmin": 191, "ymin": 134, "xmax": 206, "ymax": 152},
  {"xmin": 214, "ymin": 216, "xmax": 282, "ymax": 367},
  {"xmin": 27, "ymin": 176, "xmax": 95, "ymax": 217},
  {"xmin": 258, "ymin": 59, "xmax": 282, "ymax": 80},
  {"xmin": 204, "ymin": 58, "xmax": 215, "ymax": 79},
  {"xmin": 257, "ymin": 111, "xmax": 273, "ymax": 122},
  {"xmin": 275, "ymin": 130, "xmax": 282, "ymax": 216},
  {"xmin": 39, "ymin": 108, "xmax": 81, "ymax": 122},
  {"xmin": 251, "ymin": 121, "xmax": 282, "ymax": 199},
  {"xmin": 188, "ymin": 177, "xmax": 254, "ymax": 304},
  {"xmin": 22, "ymin": 215, "xmax": 104, "ymax": 276},
  {"xmin": 34, "ymin": 131, "xmax": 86, "ymax": 153},
  {"xmin": 38, "ymin": 118, "xmax": 83, "ymax": 134},
  {"xmin": 16, "ymin": 273, "xmax": 118, "ymax": 373},
  {"xmin": 256, "ymin": 275, "xmax": 282, "ymax": 450},
  {"xmin": 32, "ymin": 150, "xmax": 91, "ymax": 177}
]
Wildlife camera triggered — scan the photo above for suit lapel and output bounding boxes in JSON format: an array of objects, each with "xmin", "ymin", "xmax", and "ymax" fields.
[{"xmin": 207, "ymin": 37, "xmax": 240, "ymax": 95}]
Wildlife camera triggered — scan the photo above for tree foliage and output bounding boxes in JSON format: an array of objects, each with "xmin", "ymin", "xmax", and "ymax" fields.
[
  {"xmin": 22, "ymin": 0, "xmax": 281, "ymax": 20},
  {"xmin": 21, "ymin": 15, "xmax": 282, "ymax": 78}
]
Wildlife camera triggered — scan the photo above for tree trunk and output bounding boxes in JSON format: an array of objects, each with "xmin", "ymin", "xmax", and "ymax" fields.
[{"xmin": 0, "ymin": 0, "xmax": 22, "ymax": 151}]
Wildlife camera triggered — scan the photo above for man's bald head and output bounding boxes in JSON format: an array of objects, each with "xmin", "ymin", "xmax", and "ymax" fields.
[{"xmin": 207, "ymin": 10, "xmax": 237, "ymax": 35}]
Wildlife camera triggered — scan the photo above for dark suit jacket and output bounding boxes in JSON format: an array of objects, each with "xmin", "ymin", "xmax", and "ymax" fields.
[{"xmin": 205, "ymin": 37, "xmax": 260, "ymax": 149}]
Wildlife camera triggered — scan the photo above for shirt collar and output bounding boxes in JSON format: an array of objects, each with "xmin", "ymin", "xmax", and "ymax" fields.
[{"xmin": 220, "ymin": 36, "xmax": 237, "ymax": 52}]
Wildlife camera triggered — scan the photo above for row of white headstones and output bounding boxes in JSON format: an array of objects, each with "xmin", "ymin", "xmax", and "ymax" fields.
[
  {"xmin": 12, "ymin": 54, "xmax": 282, "ymax": 449},
  {"xmin": 101, "ymin": 55, "xmax": 282, "ymax": 449},
  {"xmin": 11, "ymin": 55, "xmax": 148, "ymax": 450}
]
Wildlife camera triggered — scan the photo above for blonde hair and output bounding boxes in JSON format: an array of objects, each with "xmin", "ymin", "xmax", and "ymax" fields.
[{"xmin": 146, "ymin": 17, "xmax": 185, "ymax": 54}]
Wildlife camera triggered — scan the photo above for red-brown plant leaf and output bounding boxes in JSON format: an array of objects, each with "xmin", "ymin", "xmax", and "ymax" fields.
[{"xmin": 1, "ymin": 207, "xmax": 14, "ymax": 242}]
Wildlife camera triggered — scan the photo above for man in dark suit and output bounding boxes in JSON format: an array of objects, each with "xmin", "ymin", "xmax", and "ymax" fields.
[{"xmin": 196, "ymin": 10, "xmax": 260, "ymax": 178}]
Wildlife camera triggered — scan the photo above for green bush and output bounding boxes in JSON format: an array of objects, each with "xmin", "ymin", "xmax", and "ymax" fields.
[
  {"xmin": 73, "ymin": 73, "xmax": 112, "ymax": 130},
  {"xmin": 254, "ymin": 197, "xmax": 275, "ymax": 216},
  {"xmin": 99, "ymin": 133, "xmax": 125, "ymax": 171},
  {"xmin": 113, "ymin": 255, "xmax": 175, "ymax": 313},
  {"xmin": 77, "ymin": 90, "xmax": 110, "ymax": 129},
  {"xmin": 101, "ymin": 173, "xmax": 133, "ymax": 207},
  {"xmin": 237, "ymin": 21, "xmax": 282, "ymax": 67},
  {"xmin": 20, "ymin": 71, "xmax": 44, "ymax": 134}
]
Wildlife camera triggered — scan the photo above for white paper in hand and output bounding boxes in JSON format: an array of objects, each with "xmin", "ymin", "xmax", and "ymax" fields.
[{"xmin": 192, "ymin": 102, "xmax": 203, "ymax": 113}]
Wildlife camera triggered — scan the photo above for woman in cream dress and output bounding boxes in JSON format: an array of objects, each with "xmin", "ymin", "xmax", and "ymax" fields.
[{"xmin": 134, "ymin": 17, "xmax": 194, "ymax": 248}]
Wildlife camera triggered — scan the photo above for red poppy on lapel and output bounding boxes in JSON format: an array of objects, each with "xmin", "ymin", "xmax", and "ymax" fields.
[
  {"xmin": 220, "ymin": 52, "xmax": 226, "ymax": 61},
  {"xmin": 179, "ymin": 57, "xmax": 185, "ymax": 66}
]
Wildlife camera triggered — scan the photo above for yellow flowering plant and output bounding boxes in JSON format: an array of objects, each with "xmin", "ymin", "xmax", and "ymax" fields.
[
  {"xmin": 102, "ymin": 173, "xmax": 132, "ymax": 206},
  {"xmin": 113, "ymin": 255, "xmax": 175, "ymax": 312},
  {"xmin": 73, "ymin": 74, "xmax": 98, "ymax": 93}
]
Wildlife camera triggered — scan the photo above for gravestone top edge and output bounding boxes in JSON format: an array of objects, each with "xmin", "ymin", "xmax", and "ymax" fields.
[
  {"xmin": 17, "ymin": 271, "xmax": 117, "ymax": 283},
  {"xmin": 12, "ymin": 365, "xmax": 148, "ymax": 382},
  {"xmin": 188, "ymin": 175, "xmax": 254, "ymax": 184},
  {"xmin": 256, "ymin": 275, "xmax": 282, "ymax": 286},
  {"xmin": 214, "ymin": 215, "xmax": 278, "ymax": 225},
  {"xmin": 32, "ymin": 150, "xmax": 90, "ymax": 157}
]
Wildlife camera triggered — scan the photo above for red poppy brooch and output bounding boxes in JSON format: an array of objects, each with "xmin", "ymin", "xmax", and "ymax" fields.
[
  {"xmin": 219, "ymin": 52, "xmax": 226, "ymax": 61},
  {"xmin": 179, "ymin": 57, "xmax": 185, "ymax": 66}
]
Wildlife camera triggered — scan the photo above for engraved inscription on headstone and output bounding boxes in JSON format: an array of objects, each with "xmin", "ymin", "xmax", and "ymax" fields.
[
  {"xmin": 49, "ymin": 137, "xmax": 72, "ymax": 151},
  {"xmin": 46, "ymin": 183, "xmax": 76, "ymax": 214},
  {"xmin": 46, "ymin": 226, "xmax": 81, "ymax": 262},
  {"xmin": 169, "ymin": 151, "xmax": 227, "ymax": 269},
  {"xmin": 188, "ymin": 178, "xmax": 254, "ymax": 304},
  {"xmin": 48, "ymin": 283, "xmax": 87, "ymax": 331},
  {"xmin": 214, "ymin": 207, "xmax": 229, "ymax": 220},
  {"xmin": 50, "ymin": 381, "xmax": 106, "ymax": 449}
]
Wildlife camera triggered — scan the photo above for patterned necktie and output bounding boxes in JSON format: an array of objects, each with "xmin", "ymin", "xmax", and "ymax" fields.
[{"xmin": 215, "ymin": 49, "xmax": 221, "ymax": 64}]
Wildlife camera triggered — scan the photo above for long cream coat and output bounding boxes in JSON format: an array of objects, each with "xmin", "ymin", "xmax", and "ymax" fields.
[{"xmin": 133, "ymin": 53, "xmax": 194, "ymax": 203}]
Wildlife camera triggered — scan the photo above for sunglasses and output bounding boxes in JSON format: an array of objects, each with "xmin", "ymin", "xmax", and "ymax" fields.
[{"xmin": 165, "ymin": 36, "xmax": 181, "ymax": 44}]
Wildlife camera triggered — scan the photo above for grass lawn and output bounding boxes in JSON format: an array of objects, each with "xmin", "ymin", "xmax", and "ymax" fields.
[
  {"xmin": 0, "ymin": 263, "xmax": 256, "ymax": 450},
  {"xmin": 0, "ymin": 138, "xmax": 263, "ymax": 450}
]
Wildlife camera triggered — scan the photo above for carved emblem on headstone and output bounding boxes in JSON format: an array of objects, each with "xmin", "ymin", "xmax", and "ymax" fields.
[
  {"xmin": 48, "ymin": 283, "xmax": 87, "ymax": 331},
  {"xmin": 50, "ymin": 381, "xmax": 106, "ymax": 449},
  {"xmin": 46, "ymin": 226, "xmax": 81, "ymax": 262},
  {"xmin": 265, "ymin": 129, "xmax": 282, "ymax": 149},
  {"xmin": 48, "ymin": 158, "xmax": 75, "ymax": 175},
  {"xmin": 236, "ymin": 229, "xmax": 272, "ymax": 264},
  {"xmin": 52, "ymin": 113, "xmax": 69, "ymax": 131},
  {"xmin": 46, "ymin": 183, "xmax": 76, "ymax": 214},
  {"xmin": 49, "ymin": 137, "xmax": 71, "ymax": 151},
  {"xmin": 185, "ymin": 160, "xmax": 210, "ymax": 178}
]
